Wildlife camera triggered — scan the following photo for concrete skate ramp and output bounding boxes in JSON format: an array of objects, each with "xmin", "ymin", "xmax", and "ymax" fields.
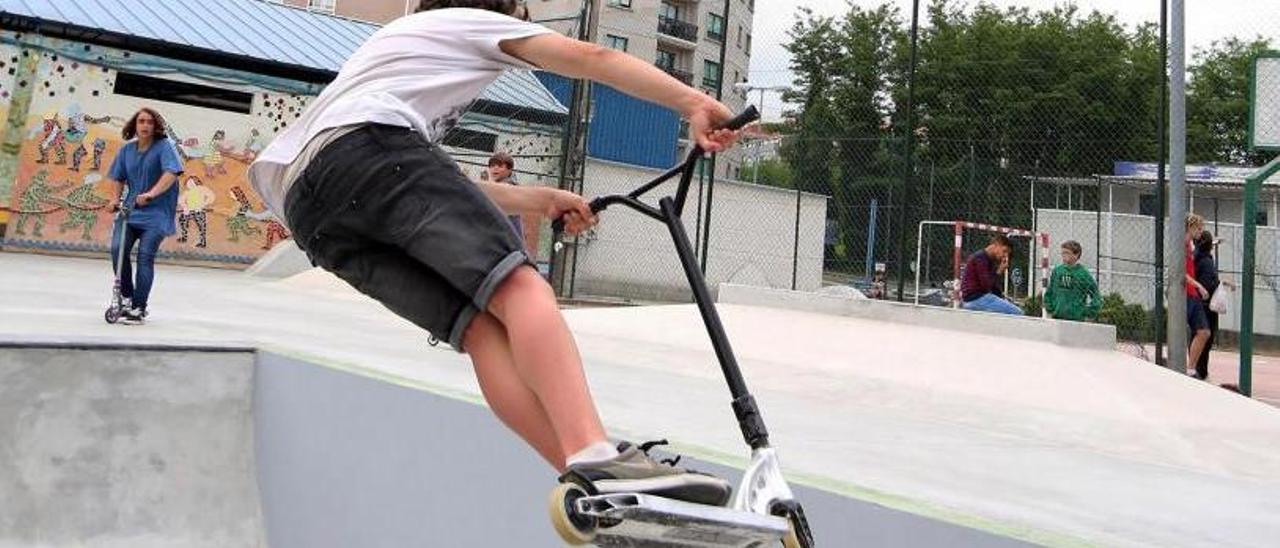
[
  {"xmin": 0, "ymin": 344, "xmax": 263, "ymax": 547},
  {"xmin": 0, "ymin": 341, "xmax": 1030, "ymax": 547}
]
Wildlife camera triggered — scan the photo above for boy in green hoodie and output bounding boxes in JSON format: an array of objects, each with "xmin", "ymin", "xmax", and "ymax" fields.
[{"xmin": 1044, "ymin": 240, "xmax": 1101, "ymax": 321}]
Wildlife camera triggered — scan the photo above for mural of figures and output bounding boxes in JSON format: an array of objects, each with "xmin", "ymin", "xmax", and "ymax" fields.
[
  {"xmin": 65, "ymin": 109, "xmax": 112, "ymax": 171},
  {"xmin": 260, "ymin": 219, "xmax": 290, "ymax": 250},
  {"xmin": 13, "ymin": 170, "xmax": 72, "ymax": 237},
  {"xmin": 1, "ymin": 35, "xmax": 311, "ymax": 265},
  {"xmin": 0, "ymin": 32, "xmax": 560, "ymax": 267},
  {"xmin": 90, "ymin": 137, "xmax": 108, "ymax": 170},
  {"xmin": 35, "ymin": 114, "xmax": 66, "ymax": 165},
  {"xmin": 203, "ymin": 129, "xmax": 230, "ymax": 179},
  {"xmin": 240, "ymin": 128, "xmax": 264, "ymax": 161},
  {"xmin": 58, "ymin": 172, "xmax": 108, "ymax": 240},
  {"xmin": 226, "ymin": 185, "xmax": 262, "ymax": 243},
  {"xmin": 177, "ymin": 175, "xmax": 214, "ymax": 248}
]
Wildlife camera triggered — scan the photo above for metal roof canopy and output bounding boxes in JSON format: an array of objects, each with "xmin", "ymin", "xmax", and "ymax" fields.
[{"xmin": 0, "ymin": 0, "xmax": 567, "ymax": 123}]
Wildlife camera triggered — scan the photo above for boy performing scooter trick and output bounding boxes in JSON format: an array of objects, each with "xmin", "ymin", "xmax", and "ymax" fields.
[{"xmin": 249, "ymin": 1, "xmax": 742, "ymax": 508}]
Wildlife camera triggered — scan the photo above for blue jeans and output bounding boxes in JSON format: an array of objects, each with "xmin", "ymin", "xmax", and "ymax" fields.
[
  {"xmin": 111, "ymin": 221, "xmax": 166, "ymax": 310},
  {"xmin": 962, "ymin": 293, "xmax": 1024, "ymax": 315}
]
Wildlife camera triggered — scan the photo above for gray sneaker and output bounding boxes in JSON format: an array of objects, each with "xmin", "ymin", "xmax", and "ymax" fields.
[
  {"xmin": 121, "ymin": 307, "xmax": 146, "ymax": 325},
  {"xmin": 563, "ymin": 441, "xmax": 732, "ymax": 507}
]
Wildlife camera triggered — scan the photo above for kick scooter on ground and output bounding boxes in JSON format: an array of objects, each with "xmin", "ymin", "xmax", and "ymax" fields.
[{"xmin": 104, "ymin": 199, "xmax": 132, "ymax": 324}]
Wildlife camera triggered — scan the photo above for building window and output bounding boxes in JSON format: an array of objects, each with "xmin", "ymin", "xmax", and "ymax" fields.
[
  {"xmin": 307, "ymin": 0, "xmax": 336, "ymax": 14},
  {"xmin": 608, "ymin": 0, "xmax": 632, "ymax": 7},
  {"xmin": 707, "ymin": 13, "xmax": 725, "ymax": 42},
  {"xmin": 737, "ymin": 25, "xmax": 743, "ymax": 48},
  {"xmin": 746, "ymin": 33, "xmax": 752, "ymax": 55},
  {"xmin": 656, "ymin": 49, "xmax": 691, "ymax": 84},
  {"xmin": 656, "ymin": 50, "xmax": 677, "ymax": 72},
  {"xmin": 606, "ymin": 35, "xmax": 629, "ymax": 52},
  {"xmin": 113, "ymin": 72, "xmax": 253, "ymax": 115},
  {"xmin": 703, "ymin": 60, "xmax": 722, "ymax": 90},
  {"xmin": 660, "ymin": 2, "xmax": 679, "ymax": 20}
]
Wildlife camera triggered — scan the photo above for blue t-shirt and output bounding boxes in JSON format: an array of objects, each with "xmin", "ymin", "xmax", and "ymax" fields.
[{"xmin": 109, "ymin": 138, "xmax": 184, "ymax": 234}]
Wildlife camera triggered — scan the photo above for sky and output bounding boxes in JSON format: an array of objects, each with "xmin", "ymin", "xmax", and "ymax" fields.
[{"xmin": 745, "ymin": 0, "xmax": 1277, "ymax": 120}]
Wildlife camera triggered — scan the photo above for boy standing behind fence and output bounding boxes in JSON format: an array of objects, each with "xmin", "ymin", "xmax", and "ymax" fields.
[{"xmin": 1044, "ymin": 240, "xmax": 1101, "ymax": 321}]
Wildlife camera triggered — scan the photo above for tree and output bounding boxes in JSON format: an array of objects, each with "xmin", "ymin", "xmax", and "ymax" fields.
[
  {"xmin": 777, "ymin": 0, "xmax": 1262, "ymax": 281},
  {"xmin": 1187, "ymin": 37, "xmax": 1275, "ymax": 166},
  {"xmin": 739, "ymin": 158, "xmax": 794, "ymax": 189}
]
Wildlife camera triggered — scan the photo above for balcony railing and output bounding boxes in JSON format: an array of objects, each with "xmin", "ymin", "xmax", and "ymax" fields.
[
  {"xmin": 658, "ymin": 16, "xmax": 699, "ymax": 43},
  {"xmin": 657, "ymin": 63, "xmax": 694, "ymax": 85}
]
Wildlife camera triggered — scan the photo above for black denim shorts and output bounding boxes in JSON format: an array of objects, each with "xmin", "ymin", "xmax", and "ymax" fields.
[{"xmin": 284, "ymin": 124, "xmax": 530, "ymax": 351}]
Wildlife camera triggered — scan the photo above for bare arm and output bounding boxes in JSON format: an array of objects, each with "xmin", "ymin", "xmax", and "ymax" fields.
[
  {"xmin": 137, "ymin": 171, "xmax": 179, "ymax": 206},
  {"xmin": 475, "ymin": 181, "xmax": 549, "ymax": 217},
  {"xmin": 106, "ymin": 178, "xmax": 124, "ymax": 211},
  {"xmin": 475, "ymin": 182, "xmax": 595, "ymax": 235},
  {"xmin": 500, "ymin": 33, "xmax": 739, "ymax": 152},
  {"xmin": 1186, "ymin": 274, "xmax": 1208, "ymax": 298}
]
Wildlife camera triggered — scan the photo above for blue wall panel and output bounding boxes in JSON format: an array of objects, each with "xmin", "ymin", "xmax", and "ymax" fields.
[{"xmin": 536, "ymin": 73, "xmax": 679, "ymax": 169}]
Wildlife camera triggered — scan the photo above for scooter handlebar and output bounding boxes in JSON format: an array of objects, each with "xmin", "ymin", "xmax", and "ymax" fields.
[
  {"xmin": 550, "ymin": 106, "xmax": 759, "ymax": 234},
  {"xmin": 717, "ymin": 105, "xmax": 760, "ymax": 133},
  {"xmin": 550, "ymin": 197, "xmax": 605, "ymax": 235}
]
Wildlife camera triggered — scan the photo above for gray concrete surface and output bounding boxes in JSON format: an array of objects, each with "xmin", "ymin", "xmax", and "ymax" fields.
[
  {"xmin": 0, "ymin": 343, "xmax": 264, "ymax": 548},
  {"xmin": 4, "ymin": 253, "xmax": 1280, "ymax": 547},
  {"xmin": 255, "ymin": 350, "xmax": 1032, "ymax": 547},
  {"xmin": 243, "ymin": 241, "xmax": 311, "ymax": 280},
  {"xmin": 718, "ymin": 284, "xmax": 1118, "ymax": 350},
  {"xmin": 0, "ymin": 337, "xmax": 1033, "ymax": 547}
]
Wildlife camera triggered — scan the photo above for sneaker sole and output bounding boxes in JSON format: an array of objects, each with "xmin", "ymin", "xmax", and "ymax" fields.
[{"xmin": 590, "ymin": 476, "xmax": 731, "ymax": 507}]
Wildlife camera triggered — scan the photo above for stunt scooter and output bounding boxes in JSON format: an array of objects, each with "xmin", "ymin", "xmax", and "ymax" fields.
[
  {"xmin": 103, "ymin": 199, "xmax": 133, "ymax": 324},
  {"xmin": 549, "ymin": 106, "xmax": 814, "ymax": 547}
]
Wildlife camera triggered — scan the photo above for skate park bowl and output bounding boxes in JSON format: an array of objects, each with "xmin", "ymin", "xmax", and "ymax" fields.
[{"xmin": 0, "ymin": 338, "xmax": 1033, "ymax": 548}]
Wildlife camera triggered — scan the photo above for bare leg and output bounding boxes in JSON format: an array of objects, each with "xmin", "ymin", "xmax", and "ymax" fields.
[
  {"xmin": 464, "ymin": 311, "xmax": 566, "ymax": 469},
  {"xmin": 1188, "ymin": 328, "xmax": 1211, "ymax": 376},
  {"xmin": 485, "ymin": 266, "xmax": 608, "ymax": 460}
]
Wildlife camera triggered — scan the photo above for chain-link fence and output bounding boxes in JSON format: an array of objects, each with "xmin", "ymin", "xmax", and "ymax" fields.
[{"xmin": 533, "ymin": 1, "xmax": 1277, "ymax": 360}]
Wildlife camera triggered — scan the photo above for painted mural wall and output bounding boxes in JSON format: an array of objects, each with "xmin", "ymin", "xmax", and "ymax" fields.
[
  {"xmin": 0, "ymin": 32, "xmax": 567, "ymax": 267},
  {"xmin": 0, "ymin": 40, "xmax": 31, "ymax": 202},
  {"xmin": 0, "ymin": 33, "xmax": 313, "ymax": 265}
]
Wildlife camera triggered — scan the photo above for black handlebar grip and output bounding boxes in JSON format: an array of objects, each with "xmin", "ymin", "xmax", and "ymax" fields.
[
  {"xmin": 718, "ymin": 105, "xmax": 760, "ymax": 132},
  {"xmin": 552, "ymin": 197, "xmax": 606, "ymax": 234}
]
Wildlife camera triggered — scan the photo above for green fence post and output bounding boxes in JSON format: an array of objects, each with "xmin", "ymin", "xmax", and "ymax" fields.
[{"xmin": 1239, "ymin": 157, "xmax": 1280, "ymax": 397}]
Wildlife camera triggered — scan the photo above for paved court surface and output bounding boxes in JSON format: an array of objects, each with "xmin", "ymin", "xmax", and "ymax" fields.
[{"xmin": 3, "ymin": 252, "xmax": 1279, "ymax": 547}]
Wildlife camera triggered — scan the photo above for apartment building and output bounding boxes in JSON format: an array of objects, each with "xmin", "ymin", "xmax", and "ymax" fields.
[{"xmin": 537, "ymin": 0, "xmax": 755, "ymax": 178}]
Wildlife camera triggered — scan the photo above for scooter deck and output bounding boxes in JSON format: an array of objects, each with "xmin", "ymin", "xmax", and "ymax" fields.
[{"xmin": 580, "ymin": 493, "xmax": 789, "ymax": 547}]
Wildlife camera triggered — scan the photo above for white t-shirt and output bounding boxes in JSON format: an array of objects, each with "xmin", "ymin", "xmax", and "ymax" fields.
[{"xmin": 249, "ymin": 8, "xmax": 553, "ymax": 219}]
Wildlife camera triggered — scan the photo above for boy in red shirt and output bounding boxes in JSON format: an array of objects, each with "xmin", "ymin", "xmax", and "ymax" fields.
[{"xmin": 1185, "ymin": 214, "xmax": 1212, "ymax": 373}]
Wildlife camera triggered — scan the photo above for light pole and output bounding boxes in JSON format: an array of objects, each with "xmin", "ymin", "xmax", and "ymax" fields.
[{"xmin": 733, "ymin": 82, "xmax": 790, "ymax": 184}]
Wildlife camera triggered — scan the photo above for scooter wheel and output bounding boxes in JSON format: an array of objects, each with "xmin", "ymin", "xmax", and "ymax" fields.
[
  {"xmin": 548, "ymin": 482, "xmax": 596, "ymax": 545},
  {"xmin": 104, "ymin": 307, "xmax": 121, "ymax": 324}
]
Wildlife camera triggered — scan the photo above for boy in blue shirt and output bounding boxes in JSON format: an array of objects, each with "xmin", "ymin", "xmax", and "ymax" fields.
[{"xmin": 105, "ymin": 107, "xmax": 185, "ymax": 324}]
